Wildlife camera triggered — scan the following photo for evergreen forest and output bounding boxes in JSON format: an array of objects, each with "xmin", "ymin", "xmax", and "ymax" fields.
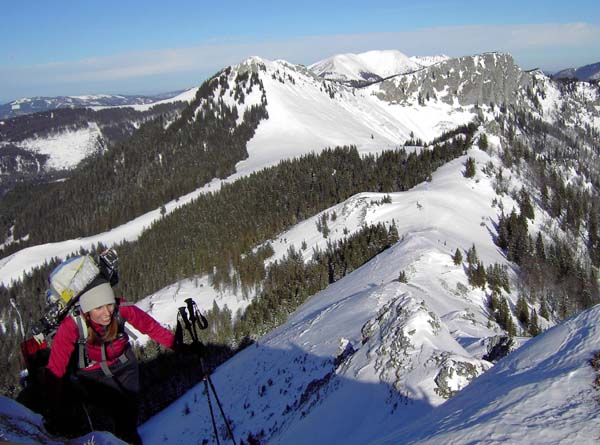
[{"xmin": 0, "ymin": 67, "xmax": 268, "ymax": 255}]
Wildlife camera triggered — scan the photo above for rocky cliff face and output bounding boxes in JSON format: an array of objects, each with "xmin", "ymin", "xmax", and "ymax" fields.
[{"xmin": 376, "ymin": 52, "xmax": 532, "ymax": 107}]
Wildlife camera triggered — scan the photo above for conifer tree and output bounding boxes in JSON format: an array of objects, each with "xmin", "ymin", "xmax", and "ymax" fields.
[
  {"xmin": 478, "ymin": 133, "xmax": 489, "ymax": 151},
  {"xmin": 528, "ymin": 309, "xmax": 541, "ymax": 336},
  {"xmin": 516, "ymin": 294, "xmax": 530, "ymax": 326},
  {"xmin": 535, "ymin": 232, "xmax": 546, "ymax": 262},
  {"xmin": 398, "ymin": 270, "xmax": 408, "ymax": 283},
  {"xmin": 467, "ymin": 244, "xmax": 478, "ymax": 265},
  {"xmin": 588, "ymin": 200, "xmax": 600, "ymax": 266},
  {"xmin": 464, "ymin": 157, "xmax": 476, "ymax": 178},
  {"xmin": 539, "ymin": 297, "xmax": 550, "ymax": 320},
  {"xmin": 498, "ymin": 297, "xmax": 517, "ymax": 336},
  {"xmin": 518, "ymin": 187, "xmax": 535, "ymax": 220},
  {"xmin": 453, "ymin": 248, "xmax": 463, "ymax": 265}
]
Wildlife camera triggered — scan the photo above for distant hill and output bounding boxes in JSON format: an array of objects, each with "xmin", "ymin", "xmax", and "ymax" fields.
[
  {"xmin": 0, "ymin": 89, "xmax": 191, "ymax": 119},
  {"xmin": 552, "ymin": 61, "xmax": 600, "ymax": 81},
  {"xmin": 0, "ymin": 88, "xmax": 198, "ymax": 196}
]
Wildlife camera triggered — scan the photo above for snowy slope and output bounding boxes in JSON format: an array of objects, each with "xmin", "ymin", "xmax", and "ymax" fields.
[
  {"xmin": 134, "ymin": 138, "xmax": 533, "ymax": 444},
  {"xmin": 375, "ymin": 304, "xmax": 600, "ymax": 445},
  {"xmin": 135, "ymin": 136, "xmax": 598, "ymax": 445},
  {"xmin": 8, "ymin": 122, "xmax": 104, "ymax": 170}
]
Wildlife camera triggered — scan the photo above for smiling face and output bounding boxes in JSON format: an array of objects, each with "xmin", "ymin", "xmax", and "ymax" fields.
[{"xmin": 88, "ymin": 303, "xmax": 115, "ymax": 326}]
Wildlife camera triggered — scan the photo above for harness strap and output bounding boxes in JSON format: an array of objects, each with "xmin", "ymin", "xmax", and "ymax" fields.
[
  {"xmin": 99, "ymin": 343, "xmax": 113, "ymax": 377},
  {"xmin": 90, "ymin": 343, "xmax": 130, "ymax": 377}
]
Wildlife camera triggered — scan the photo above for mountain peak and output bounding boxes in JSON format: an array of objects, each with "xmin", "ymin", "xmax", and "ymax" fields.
[{"xmin": 309, "ymin": 49, "xmax": 423, "ymax": 82}]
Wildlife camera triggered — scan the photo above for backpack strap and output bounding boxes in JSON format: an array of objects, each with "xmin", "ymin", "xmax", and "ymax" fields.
[
  {"xmin": 72, "ymin": 309, "xmax": 90, "ymax": 370},
  {"xmin": 116, "ymin": 302, "xmax": 138, "ymax": 341}
]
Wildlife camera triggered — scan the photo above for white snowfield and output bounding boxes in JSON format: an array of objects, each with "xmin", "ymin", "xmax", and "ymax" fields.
[
  {"xmin": 11, "ymin": 123, "xmax": 104, "ymax": 170},
  {"xmin": 2, "ymin": 303, "xmax": 598, "ymax": 444}
]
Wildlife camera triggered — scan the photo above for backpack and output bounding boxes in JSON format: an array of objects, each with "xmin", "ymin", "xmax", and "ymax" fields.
[{"xmin": 19, "ymin": 250, "xmax": 120, "ymax": 375}]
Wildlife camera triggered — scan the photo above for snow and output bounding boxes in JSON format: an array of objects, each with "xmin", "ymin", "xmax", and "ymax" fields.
[
  {"xmin": 111, "ymin": 87, "xmax": 198, "ymax": 112},
  {"xmin": 375, "ymin": 305, "xmax": 600, "ymax": 445},
  {"xmin": 13, "ymin": 123, "xmax": 103, "ymax": 170},
  {"xmin": 309, "ymin": 50, "xmax": 422, "ymax": 81},
  {"xmin": 135, "ymin": 148, "xmax": 546, "ymax": 445},
  {"xmin": 410, "ymin": 54, "xmax": 451, "ymax": 67},
  {"xmin": 2, "ymin": 51, "xmax": 600, "ymax": 445}
]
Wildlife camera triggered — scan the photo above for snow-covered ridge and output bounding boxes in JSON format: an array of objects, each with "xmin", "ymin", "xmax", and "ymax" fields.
[
  {"xmin": 4, "ymin": 49, "xmax": 596, "ymax": 286},
  {"xmin": 138, "ymin": 146, "xmax": 529, "ymax": 444},
  {"xmin": 92, "ymin": 87, "xmax": 198, "ymax": 112}
]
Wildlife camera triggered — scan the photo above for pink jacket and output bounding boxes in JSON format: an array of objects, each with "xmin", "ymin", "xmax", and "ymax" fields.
[{"xmin": 47, "ymin": 301, "xmax": 175, "ymax": 378}]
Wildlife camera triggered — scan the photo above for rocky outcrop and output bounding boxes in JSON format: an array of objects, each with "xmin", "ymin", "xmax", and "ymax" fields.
[
  {"xmin": 376, "ymin": 52, "xmax": 532, "ymax": 107},
  {"xmin": 360, "ymin": 292, "xmax": 490, "ymax": 402}
]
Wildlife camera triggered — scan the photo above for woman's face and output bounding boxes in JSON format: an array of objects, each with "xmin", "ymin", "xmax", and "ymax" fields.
[{"xmin": 88, "ymin": 304, "xmax": 115, "ymax": 326}]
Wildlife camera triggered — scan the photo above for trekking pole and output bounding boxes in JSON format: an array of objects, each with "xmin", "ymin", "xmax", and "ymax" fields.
[
  {"xmin": 177, "ymin": 307, "xmax": 220, "ymax": 443},
  {"xmin": 177, "ymin": 300, "xmax": 237, "ymax": 445},
  {"xmin": 81, "ymin": 400, "xmax": 94, "ymax": 433}
]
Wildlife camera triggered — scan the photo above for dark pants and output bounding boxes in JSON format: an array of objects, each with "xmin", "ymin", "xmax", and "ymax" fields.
[{"xmin": 76, "ymin": 347, "xmax": 142, "ymax": 445}]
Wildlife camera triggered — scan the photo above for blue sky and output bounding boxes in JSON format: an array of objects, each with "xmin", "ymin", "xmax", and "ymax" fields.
[{"xmin": 1, "ymin": 0, "xmax": 599, "ymax": 102}]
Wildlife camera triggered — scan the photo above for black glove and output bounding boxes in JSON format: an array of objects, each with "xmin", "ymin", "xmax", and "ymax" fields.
[{"xmin": 174, "ymin": 340, "xmax": 203, "ymax": 355}]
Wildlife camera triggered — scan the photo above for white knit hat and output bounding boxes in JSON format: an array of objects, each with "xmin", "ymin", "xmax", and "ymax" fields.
[{"xmin": 79, "ymin": 281, "xmax": 116, "ymax": 313}]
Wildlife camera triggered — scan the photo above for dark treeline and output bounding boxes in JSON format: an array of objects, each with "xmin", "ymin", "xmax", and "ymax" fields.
[
  {"xmin": 492, "ymin": 105, "xmax": 600, "ymax": 317},
  {"xmin": 1, "ymin": 68, "xmax": 268, "ymax": 257},
  {"xmin": 1, "ymin": 123, "xmax": 477, "ymax": 397},
  {"xmin": 496, "ymin": 205, "xmax": 599, "ymax": 318},
  {"xmin": 0, "ymin": 102, "xmax": 184, "ymax": 144},
  {"xmin": 117, "ymin": 124, "xmax": 475, "ymax": 300},
  {"xmin": 0, "ymin": 145, "xmax": 50, "ymax": 196},
  {"xmin": 0, "ymin": 103, "xmax": 186, "ymax": 197}
]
